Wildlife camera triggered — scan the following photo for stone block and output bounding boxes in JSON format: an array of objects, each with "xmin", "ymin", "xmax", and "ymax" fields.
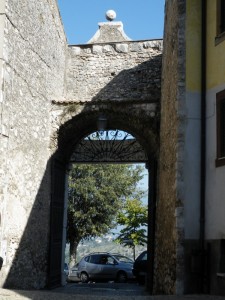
[
  {"xmin": 115, "ymin": 43, "xmax": 128, "ymax": 53},
  {"xmin": 92, "ymin": 45, "xmax": 102, "ymax": 54}
]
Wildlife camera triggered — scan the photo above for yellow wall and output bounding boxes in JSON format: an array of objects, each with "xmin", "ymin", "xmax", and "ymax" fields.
[
  {"xmin": 186, "ymin": 0, "xmax": 202, "ymax": 92},
  {"xmin": 207, "ymin": 0, "xmax": 225, "ymax": 90},
  {"xmin": 186, "ymin": 1, "xmax": 225, "ymax": 91}
]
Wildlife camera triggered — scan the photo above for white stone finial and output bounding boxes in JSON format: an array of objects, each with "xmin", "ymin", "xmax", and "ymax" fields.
[{"xmin": 105, "ymin": 10, "xmax": 116, "ymax": 21}]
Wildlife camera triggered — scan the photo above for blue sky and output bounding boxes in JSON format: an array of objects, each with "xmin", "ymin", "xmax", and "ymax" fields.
[{"xmin": 57, "ymin": 0, "xmax": 165, "ymax": 45}]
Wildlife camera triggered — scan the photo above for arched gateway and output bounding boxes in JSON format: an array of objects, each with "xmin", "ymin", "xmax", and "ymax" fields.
[
  {"xmin": 0, "ymin": 6, "xmax": 162, "ymax": 292},
  {"xmin": 46, "ymin": 20, "xmax": 162, "ymax": 289},
  {"xmin": 49, "ymin": 103, "xmax": 160, "ymax": 289}
]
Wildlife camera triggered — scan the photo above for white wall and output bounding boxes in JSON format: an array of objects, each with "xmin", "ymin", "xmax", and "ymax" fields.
[
  {"xmin": 205, "ymin": 85, "xmax": 225, "ymax": 239},
  {"xmin": 184, "ymin": 91, "xmax": 201, "ymax": 239}
]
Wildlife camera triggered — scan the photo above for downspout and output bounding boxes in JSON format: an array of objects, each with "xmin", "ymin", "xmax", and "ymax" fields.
[{"xmin": 200, "ymin": 0, "xmax": 207, "ymax": 293}]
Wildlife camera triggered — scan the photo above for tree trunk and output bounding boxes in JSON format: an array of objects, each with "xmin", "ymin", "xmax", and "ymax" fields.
[
  {"xmin": 133, "ymin": 245, "xmax": 136, "ymax": 261},
  {"xmin": 69, "ymin": 238, "xmax": 79, "ymax": 267}
]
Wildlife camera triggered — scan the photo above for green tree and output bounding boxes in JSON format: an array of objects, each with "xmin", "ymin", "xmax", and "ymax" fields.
[
  {"xmin": 67, "ymin": 164, "xmax": 144, "ymax": 266},
  {"xmin": 115, "ymin": 198, "xmax": 148, "ymax": 260}
]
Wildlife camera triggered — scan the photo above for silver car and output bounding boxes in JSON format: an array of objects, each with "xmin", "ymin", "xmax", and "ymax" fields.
[
  {"xmin": 68, "ymin": 263, "xmax": 80, "ymax": 282},
  {"xmin": 77, "ymin": 252, "xmax": 134, "ymax": 283}
]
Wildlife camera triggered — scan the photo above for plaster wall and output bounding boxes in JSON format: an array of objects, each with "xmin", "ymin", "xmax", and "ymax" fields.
[
  {"xmin": 184, "ymin": 0, "xmax": 225, "ymax": 294},
  {"xmin": 184, "ymin": 0, "xmax": 202, "ymax": 239},
  {"xmin": 207, "ymin": 1, "xmax": 225, "ymax": 89},
  {"xmin": 204, "ymin": 1, "xmax": 225, "ymax": 293},
  {"xmin": 205, "ymin": 1, "xmax": 225, "ymax": 240},
  {"xmin": 0, "ymin": 0, "xmax": 67, "ymax": 289},
  {"xmin": 183, "ymin": 92, "xmax": 201, "ymax": 239},
  {"xmin": 205, "ymin": 85, "xmax": 225, "ymax": 240}
]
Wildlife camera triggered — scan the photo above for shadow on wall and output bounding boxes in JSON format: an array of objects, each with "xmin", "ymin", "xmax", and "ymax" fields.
[
  {"xmin": 91, "ymin": 58, "xmax": 162, "ymax": 103},
  {"xmin": 0, "ymin": 257, "xmax": 3, "ymax": 270},
  {"xmin": 3, "ymin": 53, "xmax": 162, "ymax": 292}
]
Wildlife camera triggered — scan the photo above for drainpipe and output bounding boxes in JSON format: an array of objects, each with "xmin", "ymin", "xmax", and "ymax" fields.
[{"xmin": 200, "ymin": 0, "xmax": 207, "ymax": 292}]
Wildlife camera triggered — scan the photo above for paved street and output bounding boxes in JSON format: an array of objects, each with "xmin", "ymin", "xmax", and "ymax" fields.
[{"xmin": 0, "ymin": 282, "xmax": 225, "ymax": 300}]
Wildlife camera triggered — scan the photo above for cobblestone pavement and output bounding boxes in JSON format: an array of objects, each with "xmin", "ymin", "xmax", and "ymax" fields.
[{"xmin": 0, "ymin": 282, "xmax": 225, "ymax": 300}]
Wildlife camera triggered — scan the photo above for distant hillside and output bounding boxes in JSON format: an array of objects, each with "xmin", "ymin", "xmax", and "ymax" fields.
[{"xmin": 65, "ymin": 236, "xmax": 147, "ymax": 264}]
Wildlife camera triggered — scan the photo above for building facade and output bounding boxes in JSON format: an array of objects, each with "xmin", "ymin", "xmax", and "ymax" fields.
[{"xmin": 157, "ymin": 0, "xmax": 225, "ymax": 295}]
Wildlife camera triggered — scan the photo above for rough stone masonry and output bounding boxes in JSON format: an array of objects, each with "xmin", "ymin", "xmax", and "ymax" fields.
[{"xmin": 0, "ymin": 0, "xmax": 163, "ymax": 291}]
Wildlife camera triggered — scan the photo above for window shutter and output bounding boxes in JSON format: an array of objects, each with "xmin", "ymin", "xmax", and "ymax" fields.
[
  {"xmin": 221, "ymin": 0, "xmax": 225, "ymax": 32},
  {"xmin": 220, "ymin": 99, "xmax": 225, "ymax": 157}
]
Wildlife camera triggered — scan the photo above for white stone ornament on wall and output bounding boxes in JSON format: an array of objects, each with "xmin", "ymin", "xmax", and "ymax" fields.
[
  {"xmin": 106, "ymin": 10, "xmax": 116, "ymax": 21},
  {"xmin": 87, "ymin": 10, "xmax": 131, "ymax": 44}
]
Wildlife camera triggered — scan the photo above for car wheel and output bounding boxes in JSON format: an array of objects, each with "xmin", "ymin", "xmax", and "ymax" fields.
[
  {"xmin": 80, "ymin": 272, "xmax": 89, "ymax": 283},
  {"xmin": 117, "ymin": 271, "xmax": 127, "ymax": 283}
]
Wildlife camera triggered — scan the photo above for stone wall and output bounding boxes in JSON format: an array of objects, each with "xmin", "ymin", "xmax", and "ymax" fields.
[
  {"xmin": 155, "ymin": 0, "xmax": 186, "ymax": 294},
  {"xmin": 0, "ymin": 0, "xmax": 164, "ymax": 290},
  {"xmin": 0, "ymin": 0, "xmax": 67, "ymax": 288},
  {"xmin": 65, "ymin": 40, "xmax": 162, "ymax": 103}
]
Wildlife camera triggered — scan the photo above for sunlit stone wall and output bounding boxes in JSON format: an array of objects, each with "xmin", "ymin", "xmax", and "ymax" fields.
[
  {"xmin": 0, "ymin": 0, "xmax": 163, "ymax": 290},
  {"xmin": 155, "ymin": 0, "xmax": 186, "ymax": 295},
  {"xmin": 0, "ymin": 0, "xmax": 67, "ymax": 289},
  {"xmin": 66, "ymin": 40, "xmax": 162, "ymax": 103}
]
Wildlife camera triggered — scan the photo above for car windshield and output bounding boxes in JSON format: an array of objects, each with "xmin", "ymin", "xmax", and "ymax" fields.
[{"xmin": 113, "ymin": 255, "xmax": 133, "ymax": 263}]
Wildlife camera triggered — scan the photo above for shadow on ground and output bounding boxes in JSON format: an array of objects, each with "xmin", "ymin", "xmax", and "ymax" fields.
[{"xmin": 55, "ymin": 281, "xmax": 148, "ymax": 296}]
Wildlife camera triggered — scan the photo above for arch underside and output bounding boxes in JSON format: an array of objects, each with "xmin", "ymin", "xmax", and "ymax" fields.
[{"xmin": 55, "ymin": 102, "xmax": 159, "ymax": 164}]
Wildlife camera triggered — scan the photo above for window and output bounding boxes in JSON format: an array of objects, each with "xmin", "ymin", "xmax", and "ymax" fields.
[
  {"xmin": 106, "ymin": 255, "xmax": 115, "ymax": 265},
  {"xmin": 220, "ymin": 0, "xmax": 225, "ymax": 33},
  {"xmin": 84, "ymin": 255, "xmax": 90, "ymax": 263},
  {"xmin": 216, "ymin": 0, "xmax": 225, "ymax": 44},
  {"xmin": 89, "ymin": 255, "xmax": 99, "ymax": 264},
  {"xmin": 216, "ymin": 89, "xmax": 225, "ymax": 167}
]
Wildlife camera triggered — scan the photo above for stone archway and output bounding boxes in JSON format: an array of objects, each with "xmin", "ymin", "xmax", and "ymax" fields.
[
  {"xmin": 48, "ymin": 103, "xmax": 160, "ymax": 290},
  {"xmin": 0, "ymin": 13, "xmax": 163, "ymax": 289},
  {"xmin": 51, "ymin": 102, "xmax": 159, "ymax": 160},
  {"xmin": 44, "ymin": 17, "xmax": 163, "ymax": 288}
]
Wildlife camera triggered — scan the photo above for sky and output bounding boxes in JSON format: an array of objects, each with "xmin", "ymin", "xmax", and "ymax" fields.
[{"xmin": 57, "ymin": 0, "xmax": 165, "ymax": 45}]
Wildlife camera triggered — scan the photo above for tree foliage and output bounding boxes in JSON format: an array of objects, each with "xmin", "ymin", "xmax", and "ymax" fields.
[
  {"xmin": 67, "ymin": 164, "xmax": 144, "ymax": 265},
  {"xmin": 115, "ymin": 198, "xmax": 148, "ymax": 259}
]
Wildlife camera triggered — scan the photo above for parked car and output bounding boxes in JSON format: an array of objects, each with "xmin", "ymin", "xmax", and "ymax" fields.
[
  {"xmin": 132, "ymin": 250, "xmax": 147, "ymax": 284},
  {"xmin": 64, "ymin": 263, "xmax": 69, "ymax": 277},
  {"xmin": 76, "ymin": 252, "xmax": 134, "ymax": 283},
  {"xmin": 68, "ymin": 263, "xmax": 80, "ymax": 282}
]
